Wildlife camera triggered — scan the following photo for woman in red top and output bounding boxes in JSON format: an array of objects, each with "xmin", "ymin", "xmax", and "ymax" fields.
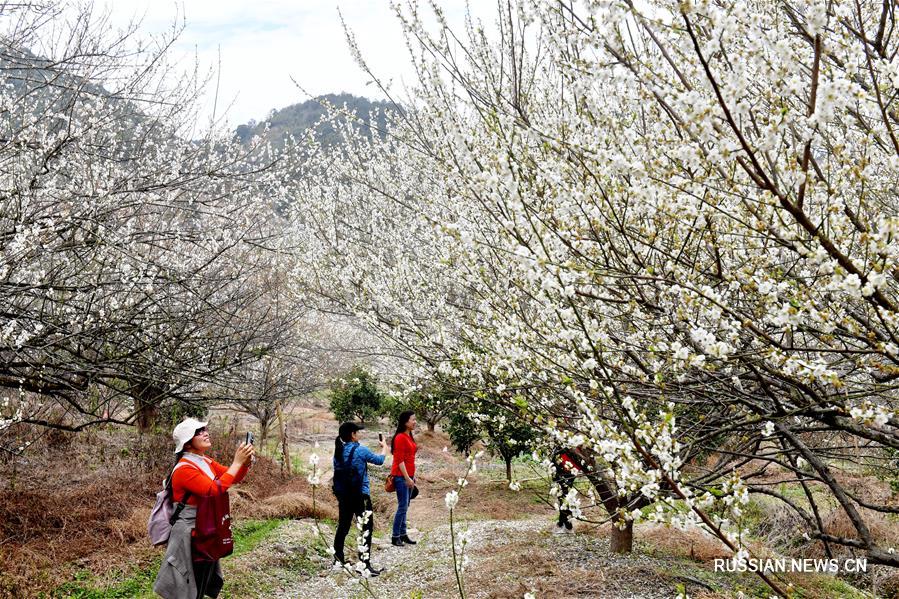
[
  {"xmin": 170, "ymin": 426, "xmax": 253, "ymax": 506},
  {"xmin": 390, "ymin": 410, "xmax": 417, "ymax": 546},
  {"xmin": 155, "ymin": 417, "xmax": 254, "ymax": 599}
]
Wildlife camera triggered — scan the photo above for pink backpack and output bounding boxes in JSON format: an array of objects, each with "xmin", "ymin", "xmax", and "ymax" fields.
[{"xmin": 147, "ymin": 463, "xmax": 192, "ymax": 546}]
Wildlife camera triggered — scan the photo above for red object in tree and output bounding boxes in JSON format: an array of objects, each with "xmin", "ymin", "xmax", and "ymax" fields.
[{"xmin": 558, "ymin": 452, "xmax": 580, "ymax": 473}]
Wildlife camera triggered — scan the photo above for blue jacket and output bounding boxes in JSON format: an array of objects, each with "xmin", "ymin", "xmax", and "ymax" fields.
[{"xmin": 334, "ymin": 441, "xmax": 384, "ymax": 495}]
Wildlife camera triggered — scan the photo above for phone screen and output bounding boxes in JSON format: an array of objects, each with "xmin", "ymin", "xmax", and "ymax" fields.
[
  {"xmin": 379, "ymin": 433, "xmax": 384, "ymax": 441},
  {"xmin": 246, "ymin": 432, "xmax": 254, "ymax": 445}
]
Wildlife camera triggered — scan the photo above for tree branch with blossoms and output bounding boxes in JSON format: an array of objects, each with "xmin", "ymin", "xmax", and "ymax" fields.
[{"xmin": 288, "ymin": 2, "xmax": 899, "ymax": 596}]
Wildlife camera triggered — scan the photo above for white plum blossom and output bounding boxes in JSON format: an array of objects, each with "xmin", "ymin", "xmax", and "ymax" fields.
[{"xmin": 849, "ymin": 402, "xmax": 893, "ymax": 428}]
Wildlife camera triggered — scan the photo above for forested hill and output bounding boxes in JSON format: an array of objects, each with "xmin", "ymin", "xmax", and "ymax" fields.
[{"xmin": 234, "ymin": 93, "xmax": 391, "ymax": 148}]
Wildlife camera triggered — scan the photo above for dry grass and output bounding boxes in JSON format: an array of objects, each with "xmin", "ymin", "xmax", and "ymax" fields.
[
  {"xmin": 821, "ymin": 506, "xmax": 898, "ymax": 545},
  {"xmin": 467, "ymin": 550, "xmax": 566, "ymax": 598},
  {"xmin": 792, "ymin": 506, "xmax": 899, "ymax": 562},
  {"xmin": 459, "ymin": 539, "xmax": 670, "ymax": 599},
  {"xmin": 236, "ymin": 491, "xmax": 338, "ymax": 520},
  {"xmin": 877, "ymin": 571, "xmax": 899, "ymax": 599},
  {"xmin": 833, "ymin": 472, "xmax": 897, "ymax": 506},
  {"xmin": 0, "ymin": 468, "xmax": 165, "ymax": 596},
  {"xmin": 411, "ymin": 430, "xmax": 457, "ymax": 461},
  {"xmin": 0, "ymin": 423, "xmax": 309, "ymax": 597},
  {"xmin": 636, "ymin": 524, "xmax": 733, "ymax": 562}
]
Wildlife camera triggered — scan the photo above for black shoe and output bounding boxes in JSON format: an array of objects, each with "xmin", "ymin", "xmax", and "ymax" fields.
[
  {"xmin": 391, "ymin": 536, "xmax": 404, "ymax": 546},
  {"xmin": 362, "ymin": 563, "xmax": 382, "ymax": 576},
  {"xmin": 400, "ymin": 535, "xmax": 417, "ymax": 545}
]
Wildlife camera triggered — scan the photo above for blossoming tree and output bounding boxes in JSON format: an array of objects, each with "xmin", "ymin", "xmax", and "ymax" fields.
[
  {"xmin": 291, "ymin": 1, "xmax": 899, "ymax": 588},
  {"xmin": 0, "ymin": 2, "xmax": 302, "ymax": 443}
]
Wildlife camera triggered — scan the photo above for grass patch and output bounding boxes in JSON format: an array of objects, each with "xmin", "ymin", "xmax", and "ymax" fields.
[
  {"xmin": 50, "ymin": 519, "xmax": 286, "ymax": 598},
  {"xmin": 49, "ymin": 562, "xmax": 160, "ymax": 599},
  {"xmin": 789, "ymin": 574, "xmax": 876, "ymax": 599},
  {"xmin": 232, "ymin": 519, "xmax": 286, "ymax": 557},
  {"xmin": 221, "ymin": 521, "xmax": 329, "ymax": 598}
]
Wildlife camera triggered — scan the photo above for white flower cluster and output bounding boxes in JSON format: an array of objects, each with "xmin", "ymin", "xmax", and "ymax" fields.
[{"xmin": 849, "ymin": 401, "xmax": 893, "ymax": 428}]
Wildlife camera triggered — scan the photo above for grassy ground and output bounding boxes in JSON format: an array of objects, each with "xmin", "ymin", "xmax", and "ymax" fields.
[{"xmin": 45, "ymin": 519, "xmax": 286, "ymax": 599}]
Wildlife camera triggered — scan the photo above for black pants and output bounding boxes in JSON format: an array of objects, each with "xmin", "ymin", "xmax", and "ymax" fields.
[
  {"xmin": 555, "ymin": 472, "xmax": 575, "ymax": 527},
  {"xmin": 333, "ymin": 493, "xmax": 374, "ymax": 563},
  {"xmin": 193, "ymin": 560, "xmax": 218, "ymax": 598}
]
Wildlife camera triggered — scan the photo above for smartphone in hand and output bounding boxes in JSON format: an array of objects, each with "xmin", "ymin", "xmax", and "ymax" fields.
[
  {"xmin": 379, "ymin": 433, "xmax": 384, "ymax": 442},
  {"xmin": 245, "ymin": 431, "xmax": 256, "ymax": 465}
]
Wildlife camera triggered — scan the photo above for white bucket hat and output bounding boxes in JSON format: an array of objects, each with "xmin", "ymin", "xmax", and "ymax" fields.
[{"xmin": 172, "ymin": 417, "xmax": 208, "ymax": 454}]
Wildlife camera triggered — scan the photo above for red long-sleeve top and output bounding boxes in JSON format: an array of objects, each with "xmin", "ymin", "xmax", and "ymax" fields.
[
  {"xmin": 171, "ymin": 454, "xmax": 249, "ymax": 505},
  {"xmin": 390, "ymin": 432, "xmax": 417, "ymax": 478}
]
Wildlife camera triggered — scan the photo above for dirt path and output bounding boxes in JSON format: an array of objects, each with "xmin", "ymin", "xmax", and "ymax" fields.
[
  {"xmin": 218, "ymin": 428, "xmax": 715, "ymax": 598},
  {"xmin": 237, "ymin": 516, "xmax": 686, "ymax": 599}
]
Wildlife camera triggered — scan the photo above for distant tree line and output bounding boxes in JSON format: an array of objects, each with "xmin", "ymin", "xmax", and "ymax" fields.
[{"xmin": 234, "ymin": 93, "xmax": 391, "ymax": 149}]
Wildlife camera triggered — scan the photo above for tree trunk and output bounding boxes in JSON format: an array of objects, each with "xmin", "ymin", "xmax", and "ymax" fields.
[
  {"xmin": 276, "ymin": 401, "xmax": 291, "ymax": 477},
  {"xmin": 259, "ymin": 418, "xmax": 270, "ymax": 453},
  {"xmin": 134, "ymin": 385, "xmax": 160, "ymax": 432},
  {"xmin": 610, "ymin": 520, "xmax": 634, "ymax": 554},
  {"xmin": 505, "ymin": 456, "xmax": 513, "ymax": 483},
  {"xmin": 427, "ymin": 420, "xmax": 436, "ymax": 432}
]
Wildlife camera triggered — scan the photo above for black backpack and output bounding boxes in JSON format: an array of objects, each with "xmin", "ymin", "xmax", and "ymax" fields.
[{"xmin": 332, "ymin": 445, "xmax": 362, "ymax": 498}]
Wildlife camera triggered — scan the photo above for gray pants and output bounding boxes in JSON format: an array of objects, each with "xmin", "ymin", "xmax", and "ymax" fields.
[{"xmin": 154, "ymin": 506, "xmax": 223, "ymax": 599}]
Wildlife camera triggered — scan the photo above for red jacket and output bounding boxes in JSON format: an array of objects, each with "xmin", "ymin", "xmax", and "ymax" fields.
[
  {"xmin": 171, "ymin": 454, "xmax": 249, "ymax": 505},
  {"xmin": 559, "ymin": 453, "xmax": 580, "ymax": 473},
  {"xmin": 390, "ymin": 432, "xmax": 417, "ymax": 478}
]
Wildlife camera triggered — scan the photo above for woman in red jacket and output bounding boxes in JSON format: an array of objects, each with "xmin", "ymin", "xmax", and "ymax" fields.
[
  {"xmin": 389, "ymin": 410, "xmax": 417, "ymax": 546},
  {"xmin": 154, "ymin": 417, "xmax": 254, "ymax": 599}
]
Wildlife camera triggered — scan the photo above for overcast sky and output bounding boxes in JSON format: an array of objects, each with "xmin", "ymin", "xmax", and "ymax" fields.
[{"xmin": 103, "ymin": 1, "xmax": 493, "ymax": 126}]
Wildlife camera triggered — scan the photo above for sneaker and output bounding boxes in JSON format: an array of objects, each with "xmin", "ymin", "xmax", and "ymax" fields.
[
  {"xmin": 552, "ymin": 523, "xmax": 566, "ymax": 535},
  {"xmin": 355, "ymin": 561, "xmax": 382, "ymax": 577},
  {"xmin": 367, "ymin": 564, "xmax": 383, "ymax": 576},
  {"xmin": 332, "ymin": 558, "xmax": 348, "ymax": 571}
]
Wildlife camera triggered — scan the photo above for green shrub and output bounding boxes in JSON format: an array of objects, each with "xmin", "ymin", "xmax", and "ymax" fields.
[
  {"xmin": 446, "ymin": 410, "xmax": 481, "ymax": 455},
  {"xmin": 380, "ymin": 394, "xmax": 408, "ymax": 423},
  {"xmin": 328, "ymin": 366, "xmax": 383, "ymax": 424}
]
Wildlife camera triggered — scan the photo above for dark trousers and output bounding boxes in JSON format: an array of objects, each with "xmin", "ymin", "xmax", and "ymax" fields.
[
  {"xmin": 333, "ymin": 493, "xmax": 374, "ymax": 563},
  {"xmin": 193, "ymin": 560, "xmax": 218, "ymax": 598},
  {"xmin": 555, "ymin": 472, "xmax": 575, "ymax": 526}
]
